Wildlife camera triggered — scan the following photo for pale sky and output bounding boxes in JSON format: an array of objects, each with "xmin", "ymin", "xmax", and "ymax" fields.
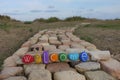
[{"xmin": 0, "ymin": 0, "xmax": 120, "ymax": 21}]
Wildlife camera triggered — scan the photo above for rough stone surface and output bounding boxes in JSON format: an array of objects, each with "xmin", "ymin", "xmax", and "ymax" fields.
[
  {"xmin": 28, "ymin": 69, "xmax": 52, "ymax": 80},
  {"xmin": 43, "ymin": 45, "xmax": 56, "ymax": 51},
  {"xmin": 75, "ymin": 62, "xmax": 100, "ymax": 72},
  {"xmin": 85, "ymin": 71, "xmax": 116, "ymax": 80},
  {"xmin": 70, "ymin": 43, "xmax": 85, "ymax": 49},
  {"xmin": 88, "ymin": 51, "xmax": 111, "ymax": 61},
  {"xmin": 21, "ymin": 41, "xmax": 31, "ymax": 48},
  {"xmin": 0, "ymin": 67, "xmax": 23, "ymax": 79},
  {"xmin": 3, "ymin": 56, "xmax": 17, "ymax": 67},
  {"xmin": 46, "ymin": 62, "xmax": 75, "ymax": 73},
  {"xmin": 24, "ymin": 64, "xmax": 45, "ymax": 75},
  {"xmin": 61, "ymin": 39, "xmax": 71, "ymax": 45},
  {"xmin": 39, "ymin": 37, "xmax": 48, "ymax": 43},
  {"xmin": 49, "ymin": 40, "xmax": 61, "ymax": 45},
  {"xmin": 13, "ymin": 47, "xmax": 29, "ymax": 57},
  {"xmin": 29, "ymin": 37, "xmax": 38, "ymax": 45},
  {"xmin": 100, "ymin": 58, "xmax": 120, "ymax": 79},
  {"xmin": 4, "ymin": 76, "xmax": 27, "ymax": 80},
  {"xmin": 58, "ymin": 45, "xmax": 70, "ymax": 51},
  {"xmin": 54, "ymin": 71, "xmax": 86, "ymax": 80}
]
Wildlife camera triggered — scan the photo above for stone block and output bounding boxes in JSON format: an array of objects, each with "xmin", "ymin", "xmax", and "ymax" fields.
[
  {"xmin": 85, "ymin": 71, "xmax": 116, "ymax": 80},
  {"xmin": 75, "ymin": 62, "xmax": 100, "ymax": 73},
  {"xmin": 100, "ymin": 58, "xmax": 120, "ymax": 79},
  {"xmin": 54, "ymin": 71, "xmax": 86, "ymax": 80},
  {"xmin": 88, "ymin": 51, "xmax": 111, "ymax": 61},
  {"xmin": 0, "ymin": 67, "xmax": 23, "ymax": 79}
]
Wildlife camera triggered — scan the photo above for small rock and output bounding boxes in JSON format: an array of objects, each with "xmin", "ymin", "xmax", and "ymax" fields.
[
  {"xmin": 85, "ymin": 71, "xmax": 116, "ymax": 80},
  {"xmin": 54, "ymin": 71, "xmax": 86, "ymax": 80},
  {"xmin": 4, "ymin": 76, "xmax": 27, "ymax": 80},
  {"xmin": 29, "ymin": 37, "xmax": 38, "ymax": 45},
  {"xmin": 70, "ymin": 43, "xmax": 85, "ymax": 49},
  {"xmin": 49, "ymin": 37, "xmax": 58, "ymax": 41},
  {"xmin": 43, "ymin": 45, "xmax": 56, "ymax": 51},
  {"xmin": 75, "ymin": 62, "xmax": 100, "ymax": 72},
  {"xmin": 88, "ymin": 51, "xmax": 111, "ymax": 61},
  {"xmin": 61, "ymin": 39, "xmax": 71, "ymax": 45},
  {"xmin": 38, "ymin": 42, "xmax": 49, "ymax": 46},
  {"xmin": 100, "ymin": 58, "xmax": 120, "ymax": 79},
  {"xmin": 39, "ymin": 37, "xmax": 48, "ymax": 43},
  {"xmin": 58, "ymin": 45, "xmax": 70, "ymax": 51},
  {"xmin": 0, "ymin": 67, "xmax": 23, "ymax": 79},
  {"xmin": 24, "ymin": 64, "xmax": 45, "ymax": 75},
  {"xmin": 28, "ymin": 69, "xmax": 52, "ymax": 80},
  {"xmin": 46, "ymin": 62, "xmax": 75, "ymax": 73},
  {"xmin": 49, "ymin": 40, "xmax": 61, "ymax": 45},
  {"xmin": 70, "ymin": 37, "xmax": 81, "ymax": 42}
]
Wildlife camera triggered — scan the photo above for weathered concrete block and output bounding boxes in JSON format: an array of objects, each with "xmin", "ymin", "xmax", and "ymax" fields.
[{"xmin": 100, "ymin": 58, "xmax": 120, "ymax": 79}]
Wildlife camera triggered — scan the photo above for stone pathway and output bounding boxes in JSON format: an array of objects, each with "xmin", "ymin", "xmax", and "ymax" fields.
[{"xmin": 0, "ymin": 28, "xmax": 120, "ymax": 80}]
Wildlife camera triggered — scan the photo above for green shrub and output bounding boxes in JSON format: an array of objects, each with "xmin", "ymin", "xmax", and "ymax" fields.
[
  {"xmin": 65, "ymin": 16, "xmax": 86, "ymax": 21},
  {"xmin": 34, "ymin": 18, "xmax": 46, "ymax": 22},
  {"xmin": 24, "ymin": 21, "xmax": 32, "ymax": 24},
  {"xmin": 46, "ymin": 17, "xmax": 61, "ymax": 23}
]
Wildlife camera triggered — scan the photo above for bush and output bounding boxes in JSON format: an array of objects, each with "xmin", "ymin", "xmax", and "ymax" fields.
[
  {"xmin": 46, "ymin": 17, "xmax": 61, "ymax": 23},
  {"xmin": 34, "ymin": 18, "xmax": 46, "ymax": 22},
  {"xmin": 65, "ymin": 16, "xmax": 86, "ymax": 21},
  {"xmin": 24, "ymin": 21, "xmax": 32, "ymax": 24}
]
